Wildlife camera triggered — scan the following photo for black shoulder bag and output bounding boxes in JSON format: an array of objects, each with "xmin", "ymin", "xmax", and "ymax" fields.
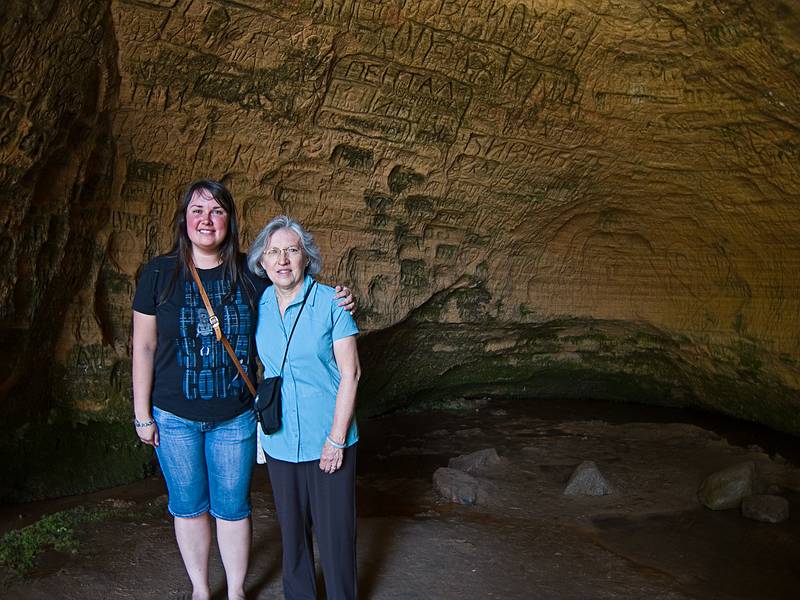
[{"xmin": 255, "ymin": 282, "xmax": 316, "ymax": 434}]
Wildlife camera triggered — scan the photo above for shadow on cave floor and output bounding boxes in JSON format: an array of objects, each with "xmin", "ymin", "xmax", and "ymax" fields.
[{"xmin": 2, "ymin": 396, "xmax": 799, "ymax": 599}]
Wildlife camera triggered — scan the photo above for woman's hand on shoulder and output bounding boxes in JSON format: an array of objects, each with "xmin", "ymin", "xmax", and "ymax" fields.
[{"xmin": 334, "ymin": 285, "xmax": 356, "ymax": 315}]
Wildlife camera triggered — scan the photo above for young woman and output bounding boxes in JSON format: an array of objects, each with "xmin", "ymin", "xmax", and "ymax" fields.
[{"xmin": 132, "ymin": 180, "xmax": 353, "ymax": 600}]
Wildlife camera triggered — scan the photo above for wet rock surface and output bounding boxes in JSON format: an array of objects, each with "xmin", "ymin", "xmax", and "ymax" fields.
[{"xmin": 2, "ymin": 398, "xmax": 799, "ymax": 599}]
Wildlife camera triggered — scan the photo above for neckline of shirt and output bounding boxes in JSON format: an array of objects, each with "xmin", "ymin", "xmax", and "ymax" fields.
[{"xmin": 265, "ymin": 275, "xmax": 317, "ymax": 308}]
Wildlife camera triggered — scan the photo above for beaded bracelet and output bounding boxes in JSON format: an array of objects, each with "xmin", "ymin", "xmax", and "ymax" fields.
[
  {"xmin": 326, "ymin": 435, "xmax": 346, "ymax": 449},
  {"xmin": 134, "ymin": 418, "xmax": 154, "ymax": 428}
]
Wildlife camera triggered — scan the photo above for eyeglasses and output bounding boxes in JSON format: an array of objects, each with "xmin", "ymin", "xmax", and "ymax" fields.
[{"xmin": 264, "ymin": 246, "xmax": 302, "ymax": 259}]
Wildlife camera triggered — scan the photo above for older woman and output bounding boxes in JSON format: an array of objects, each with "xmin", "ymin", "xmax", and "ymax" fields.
[
  {"xmin": 247, "ymin": 215, "xmax": 360, "ymax": 600},
  {"xmin": 132, "ymin": 181, "xmax": 353, "ymax": 600}
]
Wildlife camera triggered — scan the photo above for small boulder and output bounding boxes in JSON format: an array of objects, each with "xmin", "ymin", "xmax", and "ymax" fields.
[
  {"xmin": 741, "ymin": 494, "xmax": 790, "ymax": 523},
  {"xmin": 698, "ymin": 461, "xmax": 755, "ymax": 510},
  {"xmin": 448, "ymin": 448, "xmax": 501, "ymax": 473},
  {"xmin": 433, "ymin": 467, "xmax": 479, "ymax": 505},
  {"xmin": 563, "ymin": 461, "xmax": 613, "ymax": 496}
]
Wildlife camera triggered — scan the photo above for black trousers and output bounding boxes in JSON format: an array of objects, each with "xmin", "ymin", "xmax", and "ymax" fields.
[{"xmin": 266, "ymin": 444, "xmax": 358, "ymax": 600}]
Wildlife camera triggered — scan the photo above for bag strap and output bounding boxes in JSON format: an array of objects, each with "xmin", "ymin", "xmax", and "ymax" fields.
[
  {"xmin": 189, "ymin": 262, "xmax": 257, "ymax": 397},
  {"xmin": 278, "ymin": 281, "xmax": 316, "ymax": 375}
]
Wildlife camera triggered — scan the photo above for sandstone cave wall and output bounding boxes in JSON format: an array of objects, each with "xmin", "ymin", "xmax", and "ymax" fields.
[
  {"xmin": 0, "ymin": 0, "xmax": 153, "ymax": 500},
  {"xmin": 1, "ymin": 0, "xmax": 799, "ymax": 499}
]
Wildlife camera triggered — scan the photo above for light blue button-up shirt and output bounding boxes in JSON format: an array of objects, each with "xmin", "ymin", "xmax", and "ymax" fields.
[{"xmin": 256, "ymin": 275, "xmax": 359, "ymax": 463}]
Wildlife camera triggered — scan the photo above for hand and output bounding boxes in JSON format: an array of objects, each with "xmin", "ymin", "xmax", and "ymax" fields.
[
  {"xmin": 319, "ymin": 439, "xmax": 343, "ymax": 474},
  {"xmin": 334, "ymin": 285, "xmax": 356, "ymax": 315},
  {"xmin": 135, "ymin": 421, "xmax": 159, "ymax": 447}
]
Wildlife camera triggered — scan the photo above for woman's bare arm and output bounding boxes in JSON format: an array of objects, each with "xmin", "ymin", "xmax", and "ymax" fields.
[{"xmin": 132, "ymin": 310, "xmax": 159, "ymax": 447}]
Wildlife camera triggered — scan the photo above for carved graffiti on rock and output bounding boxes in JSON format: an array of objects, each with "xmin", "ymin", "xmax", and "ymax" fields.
[{"xmin": 318, "ymin": 55, "xmax": 471, "ymax": 151}]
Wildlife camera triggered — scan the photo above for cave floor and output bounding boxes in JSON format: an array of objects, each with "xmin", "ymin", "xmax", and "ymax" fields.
[{"xmin": 2, "ymin": 397, "xmax": 800, "ymax": 599}]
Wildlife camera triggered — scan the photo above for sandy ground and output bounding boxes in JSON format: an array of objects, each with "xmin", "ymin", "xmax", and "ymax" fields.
[{"xmin": 2, "ymin": 397, "xmax": 800, "ymax": 599}]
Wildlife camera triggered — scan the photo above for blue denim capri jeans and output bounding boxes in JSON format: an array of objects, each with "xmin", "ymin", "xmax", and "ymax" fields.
[{"xmin": 153, "ymin": 406, "xmax": 256, "ymax": 521}]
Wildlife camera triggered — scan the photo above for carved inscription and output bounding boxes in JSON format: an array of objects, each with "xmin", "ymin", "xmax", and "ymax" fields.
[
  {"xmin": 318, "ymin": 55, "xmax": 471, "ymax": 147},
  {"xmin": 444, "ymin": 130, "xmax": 594, "ymax": 193},
  {"xmin": 400, "ymin": 258, "xmax": 428, "ymax": 288},
  {"xmin": 313, "ymin": 0, "xmax": 596, "ymax": 69},
  {"xmin": 331, "ymin": 143, "xmax": 374, "ymax": 172},
  {"xmin": 73, "ymin": 344, "xmax": 107, "ymax": 375},
  {"xmin": 126, "ymin": 159, "xmax": 169, "ymax": 182},
  {"xmin": 313, "ymin": 0, "xmax": 587, "ymax": 110}
]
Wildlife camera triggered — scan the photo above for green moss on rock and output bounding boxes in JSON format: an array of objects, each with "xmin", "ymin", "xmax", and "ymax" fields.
[{"xmin": 0, "ymin": 419, "xmax": 155, "ymax": 503}]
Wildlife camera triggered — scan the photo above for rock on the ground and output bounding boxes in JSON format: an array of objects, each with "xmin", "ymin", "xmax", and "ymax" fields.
[
  {"xmin": 433, "ymin": 467, "xmax": 479, "ymax": 505},
  {"xmin": 741, "ymin": 494, "xmax": 790, "ymax": 523},
  {"xmin": 448, "ymin": 448, "xmax": 502, "ymax": 473},
  {"xmin": 563, "ymin": 461, "xmax": 614, "ymax": 496},
  {"xmin": 698, "ymin": 461, "xmax": 755, "ymax": 510}
]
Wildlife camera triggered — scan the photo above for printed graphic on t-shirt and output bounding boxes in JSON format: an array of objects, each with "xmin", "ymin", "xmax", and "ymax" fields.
[{"xmin": 176, "ymin": 280, "xmax": 251, "ymax": 401}]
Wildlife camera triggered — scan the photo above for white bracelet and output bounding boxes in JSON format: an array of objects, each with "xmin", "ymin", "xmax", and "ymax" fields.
[
  {"xmin": 326, "ymin": 435, "xmax": 346, "ymax": 449},
  {"xmin": 134, "ymin": 418, "xmax": 154, "ymax": 428}
]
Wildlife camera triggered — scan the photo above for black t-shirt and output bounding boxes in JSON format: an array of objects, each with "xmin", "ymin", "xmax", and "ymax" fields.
[{"xmin": 132, "ymin": 253, "xmax": 269, "ymax": 421}]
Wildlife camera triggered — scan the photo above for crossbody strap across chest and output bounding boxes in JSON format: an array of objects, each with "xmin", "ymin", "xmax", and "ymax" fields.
[
  {"xmin": 276, "ymin": 281, "xmax": 316, "ymax": 376},
  {"xmin": 189, "ymin": 262, "xmax": 257, "ymax": 397}
]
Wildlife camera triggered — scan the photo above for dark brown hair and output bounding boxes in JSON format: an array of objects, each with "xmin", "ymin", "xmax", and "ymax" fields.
[{"xmin": 160, "ymin": 179, "xmax": 250, "ymax": 306}]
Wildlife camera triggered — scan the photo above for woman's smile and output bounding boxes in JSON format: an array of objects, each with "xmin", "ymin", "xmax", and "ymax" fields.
[{"xmin": 186, "ymin": 188, "xmax": 228, "ymax": 254}]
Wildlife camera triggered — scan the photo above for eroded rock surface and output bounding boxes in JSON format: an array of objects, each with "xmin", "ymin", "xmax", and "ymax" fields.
[{"xmin": 2, "ymin": 0, "xmax": 800, "ymax": 498}]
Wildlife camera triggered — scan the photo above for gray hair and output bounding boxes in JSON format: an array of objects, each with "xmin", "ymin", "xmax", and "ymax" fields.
[{"xmin": 247, "ymin": 215, "xmax": 323, "ymax": 279}]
